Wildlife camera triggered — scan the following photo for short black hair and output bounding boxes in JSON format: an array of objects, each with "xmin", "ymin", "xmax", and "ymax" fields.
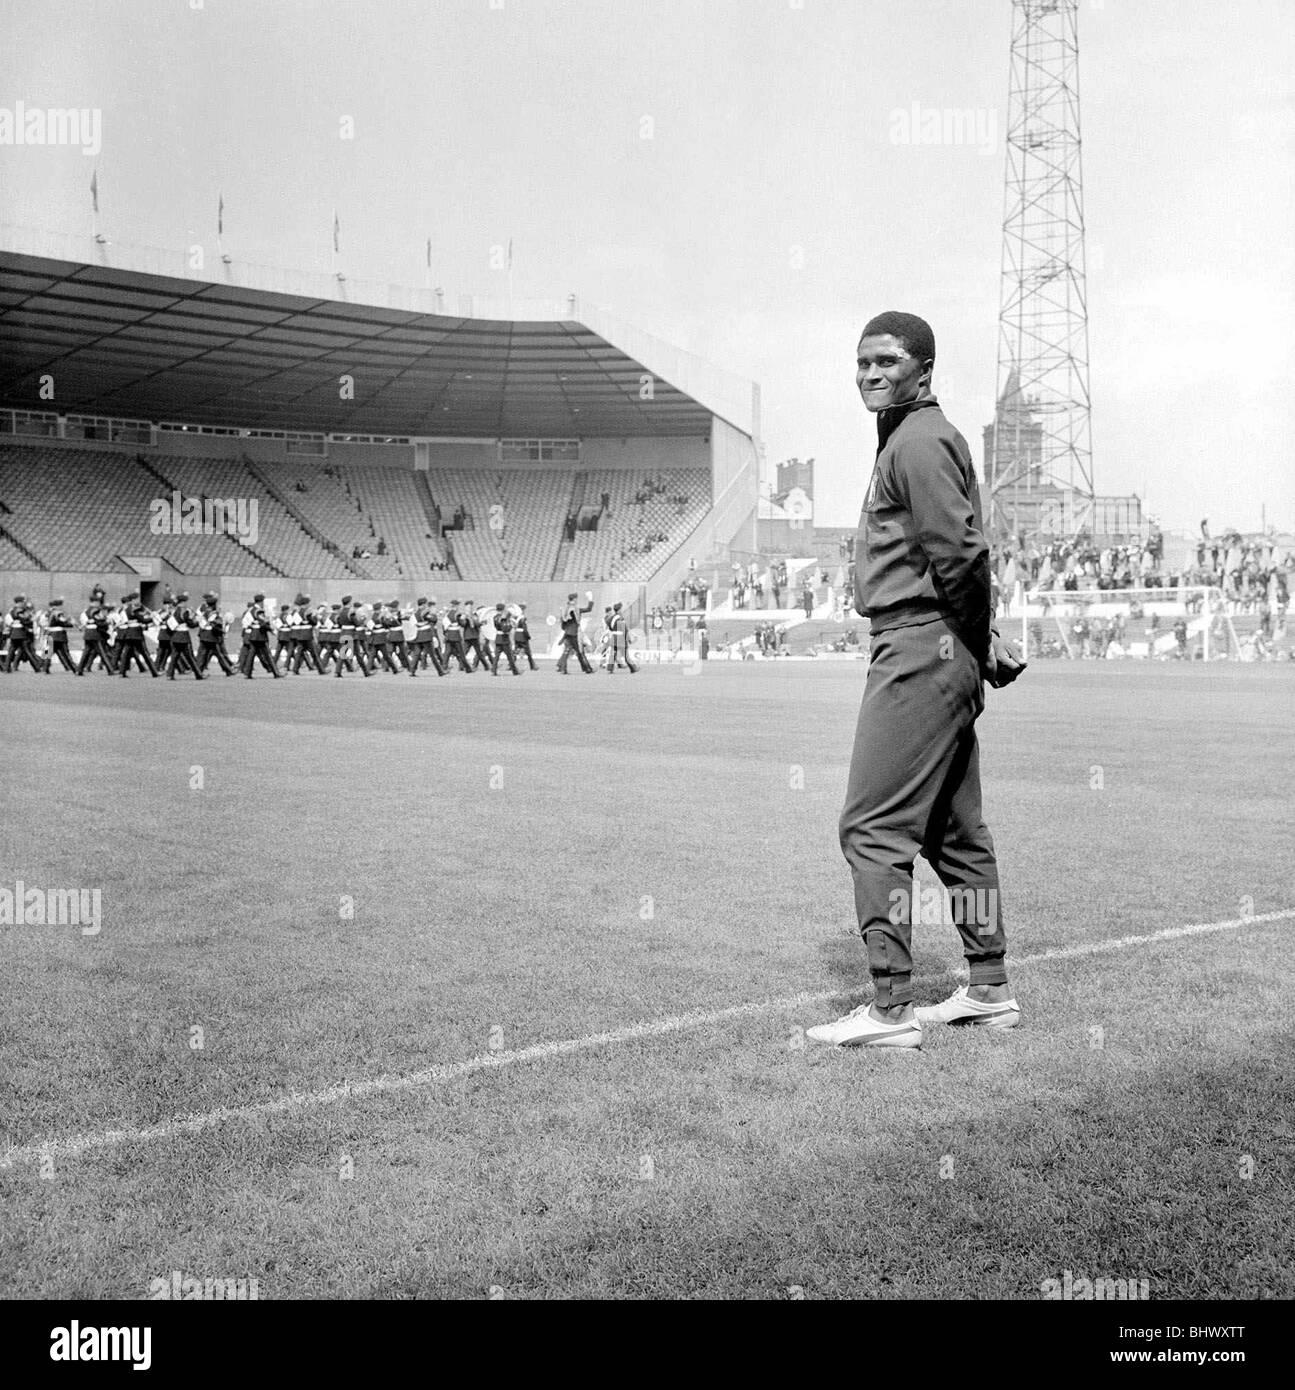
[{"xmin": 860, "ymin": 310, "xmax": 936, "ymax": 365}]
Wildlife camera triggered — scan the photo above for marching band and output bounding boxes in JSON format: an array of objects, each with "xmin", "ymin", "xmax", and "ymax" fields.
[{"xmin": 0, "ymin": 587, "xmax": 628, "ymax": 679}]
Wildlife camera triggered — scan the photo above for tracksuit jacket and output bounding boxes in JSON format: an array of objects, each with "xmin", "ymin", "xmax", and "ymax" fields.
[{"xmin": 852, "ymin": 396, "xmax": 993, "ymax": 665}]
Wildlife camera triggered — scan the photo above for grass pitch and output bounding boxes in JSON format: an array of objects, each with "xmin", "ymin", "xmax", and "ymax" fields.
[{"xmin": 1, "ymin": 659, "xmax": 1292, "ymax": 1300}]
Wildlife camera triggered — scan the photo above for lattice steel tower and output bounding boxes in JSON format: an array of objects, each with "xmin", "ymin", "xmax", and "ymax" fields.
[{"xmin": 987, "ymin": 0, "xmax": 1094, "ymax": 541}]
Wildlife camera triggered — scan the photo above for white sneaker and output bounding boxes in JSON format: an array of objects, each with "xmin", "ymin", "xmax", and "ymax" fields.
[
  {"xmin": 914, "ymin": 985, "xmax": 1020, "ymax": 1029},
  {"xmin": 805, "ymin": 1003, "xmax": 922, "ymax": 1049}
]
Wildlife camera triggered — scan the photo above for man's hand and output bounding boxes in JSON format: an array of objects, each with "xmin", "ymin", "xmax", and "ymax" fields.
[{"xmin": 983, "ymin": 633, "xmax": 1027, "ymax": 688}]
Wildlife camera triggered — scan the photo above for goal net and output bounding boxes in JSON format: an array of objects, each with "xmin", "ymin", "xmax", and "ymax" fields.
[{"xmin": 1012, "ymin": 586, "xmax": 1270, "ymax": 661}]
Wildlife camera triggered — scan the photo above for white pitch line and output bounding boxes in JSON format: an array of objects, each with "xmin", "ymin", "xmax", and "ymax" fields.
[{"xmin": 2, "ymin": 908, "xmax": 1290, "ymax": 1170}]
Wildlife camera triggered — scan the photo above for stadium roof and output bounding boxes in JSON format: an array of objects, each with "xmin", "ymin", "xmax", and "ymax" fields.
[{"xmin": 0, "ymin": 248, "xmax": 746, "ymax": 438}]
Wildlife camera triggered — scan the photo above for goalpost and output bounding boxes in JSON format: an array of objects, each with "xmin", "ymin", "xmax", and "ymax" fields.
[{"xmin": 1013, "ymin": 586, "xmax": 1247, "ymax": 661}]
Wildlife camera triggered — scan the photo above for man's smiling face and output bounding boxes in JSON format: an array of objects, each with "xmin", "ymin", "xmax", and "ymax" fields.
[{"xmin": 856, "ymin": 333, "xmax": 931, "ymax": 413}]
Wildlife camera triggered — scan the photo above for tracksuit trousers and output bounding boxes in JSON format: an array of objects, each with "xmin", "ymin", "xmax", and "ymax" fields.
[{"xmin": 838, "ymin": 615, "xmax": 1007, "ymax": 1008}]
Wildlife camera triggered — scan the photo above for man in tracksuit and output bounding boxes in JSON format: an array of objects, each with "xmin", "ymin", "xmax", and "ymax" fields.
[{"xmin": 808, "ymin": 311, "xmax": 1025, "ymax": 1050}]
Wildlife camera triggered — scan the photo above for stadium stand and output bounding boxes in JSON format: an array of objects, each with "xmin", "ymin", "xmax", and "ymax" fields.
[
  {"xmin": 248, "ymin": 460, "xmax": 384, "ymax": 580},
  {"xmin": 562, "ymin": 470, "xmax": 709, "ymax": 583},
  {"xmin": 427, "ymin": 469, "xmax": 506, "ymax": 582},
  {"xmin": 497, "ymin": 470, "xmax": 569, "ymax": 581},
  {"xmin": 0, "ymin": 527, "xmax": 39, "ymax": 570},
  {"xmin": 0, "ymin": 443, "xmax": 711, "ymax": 590},
  {"xmin": 0, "ymin": 444, "xmax": 378, "ymax": 578},
  {"xmin": 143, "ymin": 453, "xmax": 349, "ymax": 578},
  {"xmin": 0, "ymin": 445, "xmax": 272, "ymax": 575},
  {"xmin": 334, "ymin": 465, "xmax": 450, "ymax": 581},
  {"xmin": 427, "ymin": 469, "xmax": 571, "ymax": 583}
]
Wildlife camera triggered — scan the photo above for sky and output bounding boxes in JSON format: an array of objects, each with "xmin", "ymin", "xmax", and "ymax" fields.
[{"xmin": 2, "ymin": 0, "xmax": 1292, "ymax": 533}]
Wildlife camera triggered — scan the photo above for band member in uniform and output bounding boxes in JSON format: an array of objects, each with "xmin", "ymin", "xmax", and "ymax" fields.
[
  {"xmin": 4, "ymin": 595, "xmax": 46, "ymax": 673},
  {"xmin": 117, "ymin": 592, "xmax": 160, "ymax": 677},
  {"xmin": 365, "ymin": 602, "xmax": 393, "ymax": 674},
  {"xmin": 317, "ymin": 604, "xmax": 337, "ymax": 672},
  {"xmin": 442, "ymin": 600, "xmax": 471, "ymax": 672},
  {"xmin": 278, "ymin": 596, "xmax": 302, "ymax": 673},
  {"xmin": 384, "ymin": 599, "xmax": 414, "ymax": 675},
  {"xmin": 239, "ymin": 593, "xmax": 280, "ymax": 678},
  {"xmin": 461, "ymin": 600, "xmax": 485, "ymax": 671},
  {"xmin": 44, "ymin": 598, "xmax": 77, "ymax": 673},
  {"xmin": 107, "ymin": 595, "xmax": 127, "ymax": 668},
  {"xmin": 477, "ymin": 604, "xmax": 497, "ymax": 671},
  {"xmin": 334, "ymin": 594, "xmax": 370, "ymax": 677},
  {"xmin": 292, "ymin": 595, "xmax": 324, "ymax": 674},
  {"xmin": 608, "ymin": 601, "xmax": 638, "ymax": 674},
  {"xmin": 514, "ymin": 602, "xmax": 537, "ymax": 670},
  {"xmin": 409, "ymin": 597, "xmax": 445, "ymax": 676},
  {"xmin": 165, "ymin": 591, "xmax": 204, "ymax": 679},
  {"xmin": 556, "ymin": 591, "xmax": 595, "ymax": 674},
  {"xmin": 491, "ymin": 602, "xmax": 520, "ymax": 675},
  {"xmin": 155, "ymin": 590, "xmax": 174, "ymax": 672},
  {"xmin": 354, "ymin": 601, "xmax": 378, "ymax": 672},
  {"xmin": 196, "ymin": 592, "xmax": 235, "ymax": 675},
  {"xmin": 271, "ymin": 603, "xmax": 295, "ymax": 672},
  {"xmin": 76, "ymin": 590, "xmax": 115, "ymax": 674}
]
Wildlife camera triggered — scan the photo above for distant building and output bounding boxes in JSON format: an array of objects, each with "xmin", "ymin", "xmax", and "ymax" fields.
[
  {"xmin": 758, "ymin": 458, "xmax": 816, "ymax": 551},
  {"xmin": 983, "ymin": 370, "xmax": 1141, "ymax": 542},
  {"xmin": 775, "ymin": 457, "xmax": 814, "ymax": 503}
]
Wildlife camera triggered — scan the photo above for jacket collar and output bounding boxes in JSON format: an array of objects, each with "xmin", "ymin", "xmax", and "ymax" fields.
[{"xmin": 876, "ymin": 395, "xmax": 940, "ymax": 454}]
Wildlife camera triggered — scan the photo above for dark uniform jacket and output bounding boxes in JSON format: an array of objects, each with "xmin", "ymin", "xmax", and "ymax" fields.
[
  {"xmin": 171, "ymin": 604, "xmax": 198, "ymax": 640},
  {"xmin": 561, "ymin": 600, "xmax": 593, "ymax": 636},
  {"xmin": 199, "ymin": 603, "xmax": 225, "ymax": 639},
  {"xmin": 853, "ymin": 396, "xmax": 992, "ymax": 665}
]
